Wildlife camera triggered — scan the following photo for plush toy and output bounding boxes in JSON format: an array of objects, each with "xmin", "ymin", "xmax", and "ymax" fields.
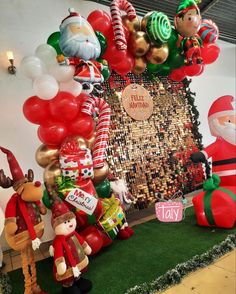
[
  {"xmin": 174, "ymin": 0, "xmax": 203, "ymax": 65},
  {"xmin": 110, "ymin": 178, "xmax": 134, "ymax": 211},
  {"xmin": 58, "ymin": 8, "xmax": 107, "ymax": 89},
  {"xmin": 191, "ymin": 95, "xmax": 236, "ymax": 187},
  {"xmin": 51, "ymin": 197, "xmax": 92, "ymax": 294},
  {"xmin": 0, "ymin": 147, "xmax": 47, "ymax": 294}
]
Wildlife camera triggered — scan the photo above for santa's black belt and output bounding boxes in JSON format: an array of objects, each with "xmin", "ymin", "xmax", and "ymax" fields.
[{"xmin": 212, "ymin": 158, "xmax": 236, "ymax": 166}]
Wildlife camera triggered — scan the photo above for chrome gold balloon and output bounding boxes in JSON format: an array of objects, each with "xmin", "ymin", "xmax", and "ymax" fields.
[
  {"xmin": 35, "ymin": 144, "xmax": 59, "ymax": 168},
  {"xmin": 141, "ymin": 11, "xmax": 154, "ymax": 32},
  {"xmin": 122, "ymin": 15, "xmax": 141, "ymax": 33},
  {"xmin": 43, "ymin": 160, "xmax": 61, "ymax": 188},
  {"xmin": 93, "ymin": 162, "xmax": 109, "ymax": 185},
  {"xmin": 146, "ymin": 43, "xmax": 169, "ymax": 64},
  {"xmin": 132, "ymin": 56, "xmax": 147, "ymax": 75},
  {"xmin": 86, "ymin": 134, "xmax": 96, "ymax": 150},
  {"xmin": 128, "ymin": 31, "xmax": 150, "ymax": 57}
]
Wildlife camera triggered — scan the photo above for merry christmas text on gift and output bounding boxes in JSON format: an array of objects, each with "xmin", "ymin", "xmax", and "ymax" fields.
[
  {"xmin": 65, "ymin": 188, "xmax": 98, "ymax": 215},
  {"xmin": 155, "ymin": 202, "xmax": 183, "ymax": 222}
]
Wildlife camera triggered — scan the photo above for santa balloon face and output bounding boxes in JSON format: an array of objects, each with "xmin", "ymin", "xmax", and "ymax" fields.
[
  {"xmin": 213, "ymin": 115, "xmax": 236, "ymax": 146},
  {"xmin": 174, "ymin": 8, "xmax": 202, "ymax": 37},
  {"xmin": 59, "ymin": 21, "xmax": 101, "ymax": 60},
  {"xmin": 54, "ymin": 217, "xmax": 77, "ymax": 236}
]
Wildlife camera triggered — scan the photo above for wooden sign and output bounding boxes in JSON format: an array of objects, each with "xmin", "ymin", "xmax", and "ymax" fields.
[
  {"xmin": 65, "ymin": 188, "xmax": 98, "ymax": 215},
  {"xmin": 121, "ymin": 84, "xmax": 153, "ymax": 120},
  {"xmin": 155, "ymin": 202, "xmax": 183, "ymax": 222}
]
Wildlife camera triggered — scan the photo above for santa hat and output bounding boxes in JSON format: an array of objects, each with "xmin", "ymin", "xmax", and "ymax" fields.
[
  {"xmin": 51, "ymin": 198, "xmax": 75, "ymax": 229},
  {"xmin": 208, "ymin": 95, "xmax": 235, "ymax": 135},
  {"xmin": 0, "ymin": 146, "xmax": 26, "ymax": 190},
  {"xmin": 176, "ymin": 0, "xmax": 199, "ymax": 16},
  {"xmin": 60, "ymin": 8, "xmax": 82, "ymax": 31}
]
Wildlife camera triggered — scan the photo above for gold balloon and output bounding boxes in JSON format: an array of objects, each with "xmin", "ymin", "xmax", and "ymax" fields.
[
  {"xmin": 86, "ymin": 134, "xmax": 96, "ymax": 150},
  {"xmin": 141, "ymin": 11, "xmax": 155, "ymax": 32},
  {"xmin": 35, "ymin": 145, "xmax": 59, "ymax": 168},
  {"xmin": 128, "ymin": 31, "xmax": 150, "ymax": 57},
  {"xmin": 132, "ymin": 56, "xmax": 147, "ymax": 75},
  {"xmin": 122, "ymin": 15, "xmax": 141, "ymax": 33},
  {"xmin": 62, "ymin": 135, "xmax": 87, "ymax": 149},
  {"xmin": 93, "ymin": 162, "xmax": 109, "ymax": 185},
  {"xmin": 146, "ymin": 43, "xmax": 169, "ymax": 65},
  {"xmin": 43, "ymin": 160, "xmax": 61, "ymax": 188}
]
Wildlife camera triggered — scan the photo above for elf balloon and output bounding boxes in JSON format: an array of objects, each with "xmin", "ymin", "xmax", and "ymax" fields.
[
  {"xmin": 51, "ymin": 197, "xmax": 92, "ymax": 294},
  {"xmin": 0, "ymin": 147, "xmax": 47, "ymax": 294},
  {"xmin": 191, "ymin": 95, "xmax": 236, "ymax": 187},
  {"xmin": 58, "ymin": 8, "xmax": 108, "ymax": 89},
  {"xmin": 174, "ymin": 0, "xmax": 203, "ymax": 65}
]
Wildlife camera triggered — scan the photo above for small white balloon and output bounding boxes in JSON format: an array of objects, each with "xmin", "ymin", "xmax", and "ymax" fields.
[
  {"xmin": 60, "ymin": 80, "xmax": 82, "ymax": 96},
  {"xmin": 49, "ymin": 64, "xmax": 75, "ymax": 82},
  {"xmin": 33, "ymin": 74, "xmax": 59, "ymax": 100},
  {"xmin": 35, "ymin": 44, "xmax": 57, "ymax": 67},
  {"xmin": 20, "ymin": 55, "xmax": 47, "ymax": 80}
]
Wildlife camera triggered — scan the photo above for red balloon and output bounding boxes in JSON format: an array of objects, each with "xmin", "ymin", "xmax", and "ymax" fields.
[
  {"xmin": 49, "ymin": 91, "xmax": 79, "ymax": 122},
  {"xmin": 80, "ymin": 225, "xmax": 103, "ymax": 255},
  {"xmin": 169, "ymin": 68, "xmax": 186, "ymax": 82},
  {"xmin": 183, "ymin": 63, "xmax": 203, "ymax": 76},
  {"xmin": 195, "ymin": 64, "xmax": 205, "ymax": 76},
  {"xmin": 68, "ymin": 113, "xmax": 95, "ymax": 139},
  {"xmin": 201, "ymin": 43, "xmax": 220, "ymax": 64},
  {"xmin": 87, "ymin": 10, "xmax": 112, "ymax": 35},
  {"xmin": 114, "ymin": 52, "xmax": 134, "ymax": 76},
  {"xmin": 38, "ymin": 121, "xmax": 68, "ymax": 146},
  {"xmin": 23, "ymin": 96, "xmax": 50, "ymax": 125},
  {"xmin": 76, "ymin": 92, "xmax": 89, "ymax": 110}
]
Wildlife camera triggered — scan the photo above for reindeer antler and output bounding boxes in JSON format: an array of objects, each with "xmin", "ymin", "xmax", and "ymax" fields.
[
  {"xmin": 25, "ymin": 169, "xmax": 34, "ymax": 182},
  {"xmin": 0, "ymin": 169, "xmax": 13, "ymax": 188}
]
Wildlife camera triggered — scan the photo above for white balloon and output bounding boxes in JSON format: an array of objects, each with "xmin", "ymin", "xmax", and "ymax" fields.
[
  {"xmin": 33, "ymin": 74, "xmax": 59, "ymax": 100},
  {"xmin": 49, "ymin": 64, "xmax": 75, "ymax": 82},
  {"xmin": 35, "ymin": 44, "xmax": 57, "ymax": 67},
  {"xmin": 60, "ymin": 80, "xmax": 82, "ymax": 96},
  {"xmin": 20, "ymin": 55, "xmax": 47, "ymax": 80}
]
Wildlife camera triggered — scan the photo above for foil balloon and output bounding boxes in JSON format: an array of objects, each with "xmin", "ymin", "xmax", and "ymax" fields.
[
  {"xmin": 44, "ymin": 160, "xmax": 61, "ymax": 188},
  {"xmin": 141, "ymin": 11, "xmax": 155, "ymax": 32},
  {"xmin": 146, "ymin": 43, "xmax": 169, "ymax": 65},
  {"xmin": 86, "ymin": 134, "xmax": 96, "ymax": 150},
  {"xmin": 198, "ymin": 18, "xmax": 219, "ymax": 44},
  {"xmin": 35, "ymin": 144, "xmax": 59, "ymax": 168},
  {"xmin": 122, "ymin": 15, "xmax": 141, "ymax": 34},
  {"xmin": 93, "ymin": 162, "xmax": 109, "ymax": 185},
  {"xmin": 132, "ymin": 56, "xmax": 147, "ymax": 75},
  {"xmin": 128, "ymin": 31, "xmax": 150, "ymax": 57}
]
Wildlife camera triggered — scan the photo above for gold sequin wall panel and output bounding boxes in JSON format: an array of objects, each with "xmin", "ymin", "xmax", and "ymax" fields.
[{"xmin": 102, "ymin": 74, "xmax": 204, "ymax": 203}]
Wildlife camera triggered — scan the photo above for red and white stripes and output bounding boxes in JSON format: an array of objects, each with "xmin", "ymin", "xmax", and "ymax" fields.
[
  {"xmin": 81, "ymin": 96, "xmax": 111, "ymax": 169},
  {"xmin": 110, "ymin": 0, "xmax": 137, "ymax": 50}
]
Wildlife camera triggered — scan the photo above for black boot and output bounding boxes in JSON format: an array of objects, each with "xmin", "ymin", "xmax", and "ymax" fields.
[
  {"xmin": 76, "ymin": 277, "xmax": 93, "ymax": 293},
  {"xmin": 62, "ymin": 283, "xmax": 81, "ymax": 294}
]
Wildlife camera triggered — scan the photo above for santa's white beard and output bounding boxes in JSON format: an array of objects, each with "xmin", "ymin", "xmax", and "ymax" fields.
[
  {"xmin": 213, "ymin": 120, "xmax": 236, "ymax": 145},
  {"xmin": 59, "ymin": 30, "xmax": 100, "ymax": 60}
]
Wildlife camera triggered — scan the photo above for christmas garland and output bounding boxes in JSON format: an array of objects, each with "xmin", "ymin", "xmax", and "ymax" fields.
[
  {"xmin": 125, "ymin": 234, "xmax": 236, "ymax": 294},
  {"xmin": 0, "ymin": 272, "xmax": 12, "ymax": 294}
]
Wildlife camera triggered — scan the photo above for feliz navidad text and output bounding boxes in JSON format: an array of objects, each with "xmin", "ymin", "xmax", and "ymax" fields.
[{"xmin": 129, "ymin": 95, "xmax": 149, "ymax": 109}]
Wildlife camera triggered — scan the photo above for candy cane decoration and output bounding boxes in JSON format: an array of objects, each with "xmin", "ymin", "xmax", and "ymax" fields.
[
  {"xmin": 110, "ymin": 0, "xmax": 137, "ymax": 50},
  {"xmin": 81, "ymin": 96, "xmax": 111, "ymax": 168}
]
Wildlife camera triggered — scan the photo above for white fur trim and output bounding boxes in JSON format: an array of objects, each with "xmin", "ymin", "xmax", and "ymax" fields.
[
  {"xmin": 215, "ymin": 170, "xmax": 236, "ymax": 176},
  {"xmin": 208, "ymin": 110, "xmax": 234, "ymax": 121}
]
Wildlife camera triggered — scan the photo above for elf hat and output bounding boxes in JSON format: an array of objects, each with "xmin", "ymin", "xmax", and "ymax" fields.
[
  {"xmin": 51, "ymin": 198, "xmax": 75, "ymax": 229},
  {"xmin": 60, "ymin": 8, "xmax": 82, "ymax": 30},
  {"xmin": 176, "ymin": 0, "xmax": 199, "ymax": 16},
  {"xmin": 0, "ymin": 146, "xmax": 26, "ymax": 190}
]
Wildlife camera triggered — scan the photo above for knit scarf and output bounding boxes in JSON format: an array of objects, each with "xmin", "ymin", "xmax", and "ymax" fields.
[
  {"xmin": 58, "ymin": 233, "xmax": 78, "ymax": 268},
  {"xmin": 18, "ymin": 196, "xmax": 37, "ymax": 240}
]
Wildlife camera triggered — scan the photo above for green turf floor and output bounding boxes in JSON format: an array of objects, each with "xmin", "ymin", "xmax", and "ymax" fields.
[{"xmin": 8, "ymin": 207, "xmax": 236, "ymax": 294}]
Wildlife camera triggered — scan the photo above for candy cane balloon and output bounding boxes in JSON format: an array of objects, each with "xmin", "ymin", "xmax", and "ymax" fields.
[
  {"xmin": 110, "ymin": 0, "xmax": 137, "ymax": 50},
  {"xmin": 81, "ymin": 96, "xmax": 111, "ymax": 168}
]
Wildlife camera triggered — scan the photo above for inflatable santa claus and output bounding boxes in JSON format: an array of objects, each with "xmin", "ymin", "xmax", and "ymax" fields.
[{"xmin": 191, "ymin": 95, "xmax": 236, "ymax": 187}]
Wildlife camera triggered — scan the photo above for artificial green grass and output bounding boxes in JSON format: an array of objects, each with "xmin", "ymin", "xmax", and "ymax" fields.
[{"xmin": 8, "ymin": 207, "xmax": 236, "ymax": 294}]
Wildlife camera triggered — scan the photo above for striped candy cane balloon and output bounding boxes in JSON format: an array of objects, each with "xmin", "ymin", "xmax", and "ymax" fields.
[
  {"xmin": 110, "ymin": 0, "xmax": 137, "ymax": 50},
  {"xmin": 198, "ymin": 19, "xmax": 219, "ymax": 44},
  {"xmin": 81, "ymin": 96, "xmax": 111, "ymax": 168}
]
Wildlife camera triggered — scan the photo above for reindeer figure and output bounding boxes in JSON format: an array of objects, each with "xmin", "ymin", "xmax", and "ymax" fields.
[{"xmin": 0, "ymin": 147, "xmax": 47, "ymax": 294}]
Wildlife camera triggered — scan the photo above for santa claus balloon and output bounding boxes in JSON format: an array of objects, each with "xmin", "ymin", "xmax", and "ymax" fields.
[{"xmin": 191, "ymin": 95, "xmax": 236, "ymax": 186}]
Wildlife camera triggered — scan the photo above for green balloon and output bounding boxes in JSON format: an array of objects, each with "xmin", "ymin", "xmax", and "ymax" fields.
[
  {"xmin": 97, "ymin": 58, "xmax": 111, "ymax": 81},
  {"xmin": 95, "ymin": 179, "xmax": 111, "ymax": 198},
  {"xmin": 157, "ymin": 63, "xmax": 171, "ymax": 76},
  {"xmin": 47, "ymin": 31, "xmax": 63, "ymax": 55},
  {"xmin": 167, "ymin": 28, "xmax": 179, "ymax": 50},
  {"xmin": 147, "ymin": 62, "xmax": 160, "ymax": 73},
  {"xmin": 167, "ymin": 51, "xmax": 185, "ymax": 69},
  {"xmin": 42, "ymin": 189, "xmax": 51, "ymax": 209},
  {"xmin": 95, "ymin": 31, "xmax": 107, "ymax": 57}
]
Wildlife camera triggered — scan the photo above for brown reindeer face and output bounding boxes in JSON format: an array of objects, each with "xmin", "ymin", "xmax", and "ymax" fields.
[{"xmin": 19, "ymin": 181, "xmax": 43, "ymax": 202}]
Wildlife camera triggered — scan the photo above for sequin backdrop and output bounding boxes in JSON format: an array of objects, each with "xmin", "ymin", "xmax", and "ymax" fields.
[{"xmin": 101, "ymin": 73, "xmax": 204, "ymax": 206}]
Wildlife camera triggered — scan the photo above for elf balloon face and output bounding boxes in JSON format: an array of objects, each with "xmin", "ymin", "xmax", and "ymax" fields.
[
  {"xmin": 59, "ymin": 21, "xmax": 101, "ymax": 60},
  {"xmin": 54, "ymin": 217, "xmax": 77, "ymax": 236},
  {"xmin": 174, "ymin": 8, "xmax": 201, "ymax": 37}
]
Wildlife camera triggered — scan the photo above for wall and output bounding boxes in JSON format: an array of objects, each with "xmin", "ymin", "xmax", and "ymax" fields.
[{"xmin": 0, "ymin": 0, "xmax": 235, "ymax": 250}]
